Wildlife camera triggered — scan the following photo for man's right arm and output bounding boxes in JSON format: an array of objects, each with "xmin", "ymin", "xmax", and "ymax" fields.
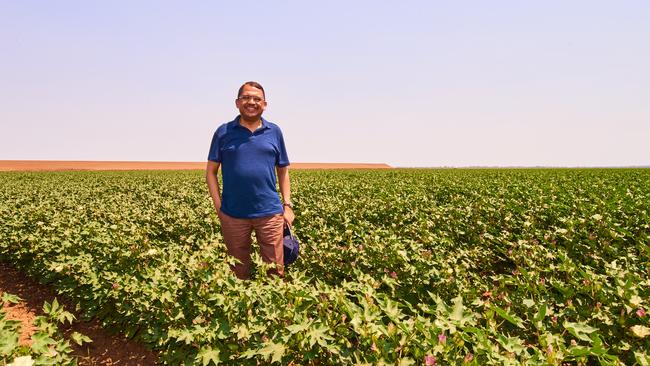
[{"xmin": 206, "ymin": 161, "xmax": 222, "ymax": 212}]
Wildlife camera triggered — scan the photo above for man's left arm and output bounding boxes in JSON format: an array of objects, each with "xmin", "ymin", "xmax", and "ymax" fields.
[{"xmin": 277, "ymin": 166, "xmax": 294, "ymax": 226}]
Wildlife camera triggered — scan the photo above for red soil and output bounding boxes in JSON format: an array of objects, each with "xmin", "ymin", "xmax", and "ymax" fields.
[
  {"xmin": 0, "ymin": 160, "xmax": 391, "ymax": 171},
  {"xmin": 0, "ymin": 263, "xmax": 158, "ymax": 365}
]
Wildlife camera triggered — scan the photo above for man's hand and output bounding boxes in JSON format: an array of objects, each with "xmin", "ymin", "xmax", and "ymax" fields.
[
  {"xmin": 277, "ymin": 166, "xmax": 293, "ymax": 226},
  {"xmin": 283, "ymin": 205, "xmax": 295, "ymax": 227},
  {"xmin": 206, "ymin": 161, "xmax": 222, "ymax": 213}
]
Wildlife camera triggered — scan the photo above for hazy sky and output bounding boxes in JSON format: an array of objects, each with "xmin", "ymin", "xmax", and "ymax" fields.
[{"xmin": 2, "ymin": 1, "xmax": 648, "ymax": 167}]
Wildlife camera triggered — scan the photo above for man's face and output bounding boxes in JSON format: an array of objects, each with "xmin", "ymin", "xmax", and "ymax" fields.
[{"xmin": 236, "ymin": 85, "xmax": 267, "ymax": 122}]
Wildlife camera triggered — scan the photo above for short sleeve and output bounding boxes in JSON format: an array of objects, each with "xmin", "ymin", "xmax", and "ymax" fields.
[
  {"xmin": 207, "ymin": 129, "xmax": 222, "ymax": 162},
  {"xmin": 275, "ymin": 128, "xmax": 290, "ymax": 167}
]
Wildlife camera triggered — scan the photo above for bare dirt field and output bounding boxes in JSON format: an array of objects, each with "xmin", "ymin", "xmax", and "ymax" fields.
[
  {"xmin": 0, "ymin": 160, "xmax": 391, "ymax": 171},
  {"xmin": 0, "ymin": 262, "xmax": 158, "ymax": 365}
]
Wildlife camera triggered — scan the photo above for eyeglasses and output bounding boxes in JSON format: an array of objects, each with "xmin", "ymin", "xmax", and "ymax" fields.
[{"xmin": 238, "ymin": 95, "xmax": 264, "ymax": 103}]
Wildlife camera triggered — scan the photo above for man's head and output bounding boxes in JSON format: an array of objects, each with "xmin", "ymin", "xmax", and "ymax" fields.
[{"xmin": 236, "ymin": 81, "xmax": 267, "ymax": 122}]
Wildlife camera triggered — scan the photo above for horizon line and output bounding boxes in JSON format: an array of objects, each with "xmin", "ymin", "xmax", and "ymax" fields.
[
  {"xmin": 1, "ymin": 160, "xmax": 648, "ymax": 171},
  {"xmin": 0, "ymin": 160, "xmax": 393, "ymax": 172}
]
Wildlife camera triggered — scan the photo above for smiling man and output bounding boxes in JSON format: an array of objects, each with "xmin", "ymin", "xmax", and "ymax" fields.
[{"xmin": 206, "ymin": 81, "xmax": 294, "ymax": 279}]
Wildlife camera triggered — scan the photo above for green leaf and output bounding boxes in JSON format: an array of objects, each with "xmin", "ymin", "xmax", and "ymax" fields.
[
  {"xmin": 563, "ymin": 321, "xmax": 598, "ymax": 342},
  {"xmin": 160, "ymin": 291, "xmax": 173, "ymax": 303},
  {"xmin": 634, "ymin": 351, "xmax": 650, "ymax": 366},
  {"xmin": 382, "ymin": 298, "xmax": 403, "ymax": 321},
  {"xmin": 58, "ymin": 310, "xmax": 75, "ymax": 325},
  {"xmin": 533, "ymin": 304, "xmax": 547, "ymax": 322},
  {"xmin": 42, "ymin": 301, "xmax": 52, "ymax": 315},
  {"xmin": 496, "ymin": 334, "xmax": 526, "ymax": 355},
  {"xmin": 286, "ymin": 322, "xmax": 310, "ymax": 334},
  {"xmin": 216, "ymin": 320, "xmax": 231, "ymax": 340},
  {"xmin": 175, "ymin": 329, "xmax": 194, "ymax": 344},
  {"xmin": 306, "ymin": 324, "xmax": 334, "ymax": 347},
  {"xmin": 0, "ymin": 332, "xmax": 19, "ymax": 356},
  {"xmin": 569, "ymin": 345, "xmax": 592, "ymax": 357},
  {"xmin": 492, "ymin": 305, "xmax": 524, "ymax": 328},
  {"xmin": 522, "ymin": 299, "xmax": 535, "ymax": 308},
  {"xmin": 235, "ymin": 325, "xmax": 250, "ymax": 340},
  {"xmin": 451, "ymin": 296, "xmax": 464, "ymax": 322},
  {"xmin": 630, "ymin": 295, "xmax": 643, "ymax": 307},
  {"xmin": 586, "ymin": 332, "xmax": 610, "ymax": 356},
  {"xmin": 70, "ymin": 331, "xmax": 92, "ymax": 346},
  {"xmin": 258, "ymin": 341, "xmax": 285, "ymax": 364},
  {"xmin": 30, "ymin": 332, "xmax": 55, "ymax": 354},
  {"xmin": 1, "ymin": 293, "xmax": 22, "ymax": 305},
  {"xmin": 196, "ymin": 346, "xmax": 220, "ymax": 366},
  {"xmin": 397, "ymin": 358, "xmax": 416, "ymax": 366},
  {"xmin": 47, "ymin": 298, "xmax": 60, "ymax": 316}
]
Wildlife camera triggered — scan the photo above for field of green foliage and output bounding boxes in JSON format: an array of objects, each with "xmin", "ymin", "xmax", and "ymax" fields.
[
  {"xmin": 1, "ymin": 169, "xmax": 649, "ymax": 365},
  {"xmin": 1, "ymin": 292, "xmax": 90, "ymax": 365}
]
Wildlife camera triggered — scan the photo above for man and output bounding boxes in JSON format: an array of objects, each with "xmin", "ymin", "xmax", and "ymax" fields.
[{"xmin": 206, "ymin": 81, "xmax": 295, "ymax": 279}]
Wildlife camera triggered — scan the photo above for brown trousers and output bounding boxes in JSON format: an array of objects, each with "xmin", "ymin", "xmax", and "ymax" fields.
[{"xmin": 218, "ymin": 210, "xmax": 285, "ymax": 279}]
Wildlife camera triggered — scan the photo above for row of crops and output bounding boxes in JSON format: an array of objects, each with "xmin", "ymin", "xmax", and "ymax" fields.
[
  {"xmin": 1, "ymin": 291, "xmax": 90, "ymax": 365},
  {"xmin": 0, "ymin": 169, "xmax": 649, "ymax": 365}
]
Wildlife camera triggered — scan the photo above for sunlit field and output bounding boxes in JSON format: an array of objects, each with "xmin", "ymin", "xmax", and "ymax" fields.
[{"xmin": 1, "ymin": 169, "xmax": 648, "ymax": 365}]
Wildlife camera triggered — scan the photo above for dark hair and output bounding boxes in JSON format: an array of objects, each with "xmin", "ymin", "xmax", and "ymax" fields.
[{"xmin": 237, "ymin": 81, "xmax": 265, "ymax": 99}]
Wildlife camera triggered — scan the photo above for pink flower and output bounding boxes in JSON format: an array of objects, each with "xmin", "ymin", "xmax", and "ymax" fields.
[
  {"xmin": 370, "ymin": 343, "xmax": 377, "ymax": 352},
  {"xmin": 390, "ymin": 271, "xmax": 397, "ymax": 279},
  {"xmin": 637, "ymin": 308, "xmax": 646, "ymax": 317},
  {"xmin": 438, "ymin": 333, "xmax": 446, "ymax": 344},
  {"xmin": 546, "ymin": 344, "xmax": 553, "ymax": 356},
  {"xmin": 424, "ymin": 355, "xmax": 436, "ymax": 365},
  {"xmin": 464, "ymin": 353, "xmax": 474, "ymax": 363}
]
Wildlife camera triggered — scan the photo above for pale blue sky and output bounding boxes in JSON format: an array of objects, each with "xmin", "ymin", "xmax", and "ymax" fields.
[{"xmin": 2, "ymin": 1, "xmax": 648, "ymax": 167}]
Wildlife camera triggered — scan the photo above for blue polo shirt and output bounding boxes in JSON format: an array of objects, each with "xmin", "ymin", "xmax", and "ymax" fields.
[{"xmin": 208, "ymin": 116, "xmax": 290, "ymax": 218}]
